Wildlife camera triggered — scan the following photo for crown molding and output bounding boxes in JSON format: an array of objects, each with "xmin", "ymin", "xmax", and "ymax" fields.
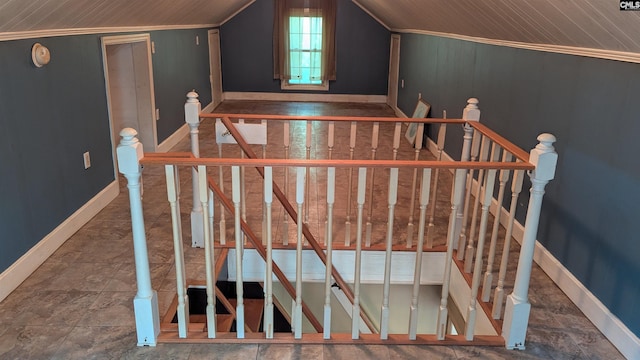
[
  {"xmin": 396, "ymin": 29, "xmax": 640, "ymax": 64},
  {"xmin": 0, "ymin": 24, "xmax": 217, "ymax": 42}
]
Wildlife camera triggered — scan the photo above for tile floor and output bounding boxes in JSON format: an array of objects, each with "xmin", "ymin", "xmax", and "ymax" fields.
[{"xmin": 0, "ymin": 101, "xmax": 625, "ymax": 359}]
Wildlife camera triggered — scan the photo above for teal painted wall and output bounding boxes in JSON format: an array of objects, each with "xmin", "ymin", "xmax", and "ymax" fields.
[
  {"xmin": 397, "ymin": 33, "xmax": 640, "ymax": 337},
  {"xmin": 0, "ymin": 28, "xmax": 211, "ymax": 273}
]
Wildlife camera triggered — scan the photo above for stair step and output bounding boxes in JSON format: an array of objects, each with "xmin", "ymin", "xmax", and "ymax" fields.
[
  {"xmin": 217, "ymin": 314, "xmax": 234, "ymax": 332},
  {"xmin": 230, "ymin": 298, "xmax": 264, "ymax": 332}
]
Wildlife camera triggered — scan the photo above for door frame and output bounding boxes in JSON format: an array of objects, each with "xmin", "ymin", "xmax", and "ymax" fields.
[
  {"xmin": 208, "ymin": 29, "xmax": 223, "ymax": 108},
  {"xmin": 387, "ymin": 34, "xmax": 401, "ymax": 111},
  {"xmin": 101, "ymin": 33, "xmax": 157, "ymax": 184}
]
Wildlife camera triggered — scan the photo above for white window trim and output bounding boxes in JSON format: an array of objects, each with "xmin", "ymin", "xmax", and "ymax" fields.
[{"xmin": 281, "ymin": 80, "xmax": 329, "ymax": 91}]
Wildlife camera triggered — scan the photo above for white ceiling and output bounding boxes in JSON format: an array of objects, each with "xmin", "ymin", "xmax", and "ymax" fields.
[{"xmin": 2, "ymin": 0, "xmax": 639, "ymax": 54}]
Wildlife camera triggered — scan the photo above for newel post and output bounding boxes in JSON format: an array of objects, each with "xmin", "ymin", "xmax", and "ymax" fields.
[
  {"xmin": 186, "ymin": 91, "xmax": 204, "ymax": 248},
  {"xmin": 117, "ymin": 128, "xmax": 160, "ymax": 346},
  {"xmin": 454, "ymin": 98, "xmax": 480, "ymax": 247},
  {"xmin": 502, "ymin": 133, "xmax": 557, "ymax": 350}
]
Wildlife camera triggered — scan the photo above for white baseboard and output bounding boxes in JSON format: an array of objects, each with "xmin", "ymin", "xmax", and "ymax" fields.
[
  {"xmin": 223, "ymin": 92, "xmax": 387, "ymax": 103},
  {"xmin": 201, "ymin": 101, "xmax": 215, "ymax": 114},
  {"xmin": 157, "ymin": 124, "xmax": 189, "ymax": 153},
  {"xmin": 426, "ymin": 136, "xmax": 640, "ymax": 359},
  {"xmin": 0, "ymin": 180, "xmax": 119, "ymax": 302}
]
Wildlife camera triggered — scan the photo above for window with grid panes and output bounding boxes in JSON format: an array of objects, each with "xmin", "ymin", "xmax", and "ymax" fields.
[{"xmin": 288, "ymin": 15, "xmax": 323, "ymax": 86}]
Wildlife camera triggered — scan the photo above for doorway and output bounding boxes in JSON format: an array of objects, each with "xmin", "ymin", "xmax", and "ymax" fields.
[
  {"xmin": 102, "ymin": 34, "xmax": 157, "ymax": 179},
  {"xmin": 208, "ymin": 29, "xmax": 223, "ymax": 108},
  {"xmin": 387, "ymin": 34, "xmax": 401, "ymax": 111}
]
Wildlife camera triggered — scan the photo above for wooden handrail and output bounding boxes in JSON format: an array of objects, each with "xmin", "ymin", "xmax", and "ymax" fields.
[
  {"xmin": 141, "ymin": 156, "xmax": 534, "ymax": 171},
  {"xmin": 469, "ymin": 121, "xmax": 530, "ymax": 163},
  {"xmin": 203, "ymin": 112, "xmax": 466, "ymax": 124},
  {"xmin": 219, "ymin": 116, "xmax": 378, "ymax": 334}
]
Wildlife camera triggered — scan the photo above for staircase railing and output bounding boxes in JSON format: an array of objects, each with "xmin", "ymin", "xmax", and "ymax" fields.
[{"xmin": 116, "ymin": 93, "xmax": 557, "ymax": 349}]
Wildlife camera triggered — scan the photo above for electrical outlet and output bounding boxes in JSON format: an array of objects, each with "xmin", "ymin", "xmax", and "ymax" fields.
[
  {"xmin": 196, "ymin": 35, "xmax": 200, "ymax": 45},
  {"xmin": 401, "ymin": 79, "xmax": 404, "ymax": 88},
  {"xmin": 418, "ymin": 92, "xmax": 422, "ymax": 99},
  {"xmin": 83, "ymin": 151, "xmax": 91, "ymax": 169},
  {"xmin": 155, "ymin": 108, "xmax": 160, "ymax": 121},
  {"xmin": 151, "ymin": 41, "xmax": 155, "ymax": 54}
]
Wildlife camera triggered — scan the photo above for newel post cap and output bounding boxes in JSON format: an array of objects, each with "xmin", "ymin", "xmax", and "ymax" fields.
[
  {"xmin": 463, "ymin": 98, "xmax": 480, "ymax": 122},
  {"xmin": 185, "ymin": 90, "xmax": 201, "ymax": 126},
  {"xmin": 117, "ymin": 128, "xmax": 143, "ymax": 175},
  {"xmin": 529, "ymin": 133, "xmax": 558, "ymax": 181}
]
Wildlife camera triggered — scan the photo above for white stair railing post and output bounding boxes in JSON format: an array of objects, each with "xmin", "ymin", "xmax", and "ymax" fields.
[
  {"xmin": 503, "ymin": 134, "xmax": 557, "ymax": 350},
  {"xmin": 117, "ymin": 128, "xmax": 160, "ymax": 346},
  {"xmin": 456, "ymin": 98, "xmax": 480, "ymax": 252},
  {"xmin": 185, "ymin": 91, "xmax": 204, "ymax": 248}
]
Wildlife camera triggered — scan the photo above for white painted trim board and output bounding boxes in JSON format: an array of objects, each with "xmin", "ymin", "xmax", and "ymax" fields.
[
  {"xmin": 0, "ymin": 180, "xmax": 119, "ymax": 302},
  {"xmin": 223, "ymin": 92, "xmax": 387, "ymax": 103}
]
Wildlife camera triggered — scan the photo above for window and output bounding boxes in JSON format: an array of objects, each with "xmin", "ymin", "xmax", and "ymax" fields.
[
  {"xmin": 288, "ymin": 15, "xmax": 323, "ymax": 86},
  {"xmin": 273, "ymin": 0, "xmax": 336, "ymax": 91}
]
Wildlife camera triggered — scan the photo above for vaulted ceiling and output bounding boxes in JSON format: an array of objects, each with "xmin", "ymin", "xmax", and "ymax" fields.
[{"xmin": 2, "ymin": 0, "xmax": 639, "ymax": 54}]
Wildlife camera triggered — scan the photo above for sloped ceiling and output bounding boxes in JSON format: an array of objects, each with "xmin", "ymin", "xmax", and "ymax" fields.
[{"xmin": 2, "ymin": 0, "xmax": 640, "ymax": 55}]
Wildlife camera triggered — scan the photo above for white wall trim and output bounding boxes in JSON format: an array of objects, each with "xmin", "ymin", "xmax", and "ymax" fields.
[
  {"xmin": 0, "ymin": 24, "xmax": 216, "ymax": 42},
  {"xmin": 223, "ymin": 92, "xmax": 387, "ymax": 103},
  {"xmin": 201, "ymin": 101, "xmax": 216, "ymax": 114},
  {"xmin": 425, "ymin": 136, "xmax": 640, "ymax": 359},
  {"xmin": 395, "ymin": 29, "xmax": 640, "ymax": 65},
  {"xmin": 157, "ymin": 124, "xmax": 189, "ymax": 153},
  {"xmin": 0, "ymin": 180, "xmax": 119, "ymax": 303}
]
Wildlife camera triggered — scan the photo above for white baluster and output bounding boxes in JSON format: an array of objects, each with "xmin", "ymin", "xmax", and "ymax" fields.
[
  {"xmin": 380, "ymin": 168, "xmax": 399, "ymax": 339},
  {"xmin": 493, "ymin": 169, "xmax": 524, "ymax": 318},
  {"xmin": 409, "ymin": 168, "xmax": 431, "ymax": 340},
  {"xmin": 262, "ymin": 119, "xmax": 268, "ymax": 245},
  {"xmin": 165, "ymin": 165, "xmax": 190, "ymax": 338},
  {"xmin": 465, "ymin": 143, "xmax": 500, "ymax": 340},
  {"xmin": 503, "ymin": 134, "xmax": 557, "ymax": 350},
  {"xmin": 365, "ymin": 122, "xmax": 379, "ymax": 248},
  {"xmin": 345, "ymin": 122, "xmax": 357, "ymax": 246},
  {"xmin": 426, "ymin": 123, "xmax": 447, "ymax": 248},
  {"xmin": 436, "ymin": 168, "xmax": 467, "ymax": 340},
  {"xmin": 216, "ymin": 118, "xmax": 226, "ymax": 245},
  {"xmin": 392, "ymin": 122, "xmax": 402, "ymax": 160},
  {"xmin": 457, "ymin": 99, "xmax": 481, "ymax": 256},
  {"xmin": 117, "ymin": 128, "xmax": 160, "ymax": 346},
  {"xmin": 185, "ymin": 91, "xmax": 204, "ymax": 248},
  {"xmin": 305, "ymin": 120, "xmax": 312, "ymax": 225},
  {"xmin": 464, "ymin": 135, "xmax": 490, "ymax": 273},
  {"xmin": 324, "ymin": 167, "xmax": 336, "ymax": 339},
  {"xmin": 482, "ymin": 152, "xmax": 513, "ymax": 302},
  {"xmin": 283, "ymin": 120, "xmax": 290, "ymax": 245},
  {"xmin": 198, "ymin": 165, "xmax": 217, "ymax": 338},
  {"xmin": 294, "ymin": 167, "xmax": 306, "ymax": 339},
  {"xmin": 407, "ymin": 122, "xmax": 425, "ymax": 248},
  {"xmin": 324, "ymin": 121, "xmax": 335, "ymax": 245},
  {"xmin": 264, "ymin": 167, "xmax": 274, "ymax": 339},
  {"xmin": 231, "ymin": 166, "xmax": 245, "ymax": 338},
  {"xmin": 352, "ymin": 167, "xmax": 367, "ymax": 339}
]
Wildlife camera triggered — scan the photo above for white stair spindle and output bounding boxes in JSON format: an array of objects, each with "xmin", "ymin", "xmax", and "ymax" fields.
[
  {"xmin": 216, "ymin": 118, "xmax": 226, "ymax": 245},
  {"xmin": 325, "ymin": 121, "xmax": 335, "ymax": 245},
  {"xmin": 464, "ymin": 135, "xmax": 491, "ymax": 273},
  {"xmin": 283, "ymin": 120, "xmax": 290, "ymax": 245},
  {"xmin": 240, "ymin": 147, "xmax": 247, "ymax": 244},
  {"xmin": 305, "ymin": 120, "xmax": 312, "ymax": 225},
  {"xmin": 262, "ymin": 120, "xmax": 268, "ymax": 245},
  {"xmin": 294, "ymin": 167, "xmax": 306, "ymax": 339},
  {"xmin": 231, "ymin": 166, "xmax": 245, "ymax": 338},
  {"xmin": 197, "ymin": 165, "xmax": 217, "ymax": 338},
  {"xmin": 426, "ymin": 123, "xmax": 447, "ymax": 248},
  {"xmin": 264, "ymin": 167, "xmax": 274, "ymax": 339},
  {"xmin": 352, "ymin": 167, "xmax": 367, "ymax": 339},
  {"xmin": 457, "ymin": 99, "xmax": 481, "ymax": 257},
  {"xmin": 406, "ymin": 122, "xmax": 425, "ymax": 248},
  {"xmin": 380, "ymin": 168, "xmax": 399, "ymax": 340},
  {"xmin": 503, "ymin": 134, "xmax": 557, "ymax": 350},
  {"xmin": 185, "ymin": 91, "xmax": 204, "ymax": 248},
  {"xmin": 409, "ymin": 168, "xmax": 431, "ymax": 340},
  {"xmin": 345, "ymin": 121, "xmax": 357, "ymax": 246},
  {"xmin": 465, "ymin": 143, "xmax": 500, "ymax": 340},
  {"xmin": 392, "ymin": 122, "xmax": 401, "ymax": 160},
  {"xmin": 436, "ymin": 168, "xmax": 467, "ymax": 340},
  {"xmin": 324, "ymin": 167, "xmax": 336, "ymax": 339},
  {"xmin": 365, "ymin": 122, "xmax": 379, "ymax": 247},
  {"xmin": 493, "ymin": 169, "xmax": 524, "ymax": 318},
  {"xmin": 165, "ymin": 165, "xmax": 190, "ymax": 338},
  {"xmin": 117, "ymin": 128, "xmax": 160, "ymax": 346},
  {"xmin": 482, "ymin": 152, "xmax": 513, "ymax": 302}
]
